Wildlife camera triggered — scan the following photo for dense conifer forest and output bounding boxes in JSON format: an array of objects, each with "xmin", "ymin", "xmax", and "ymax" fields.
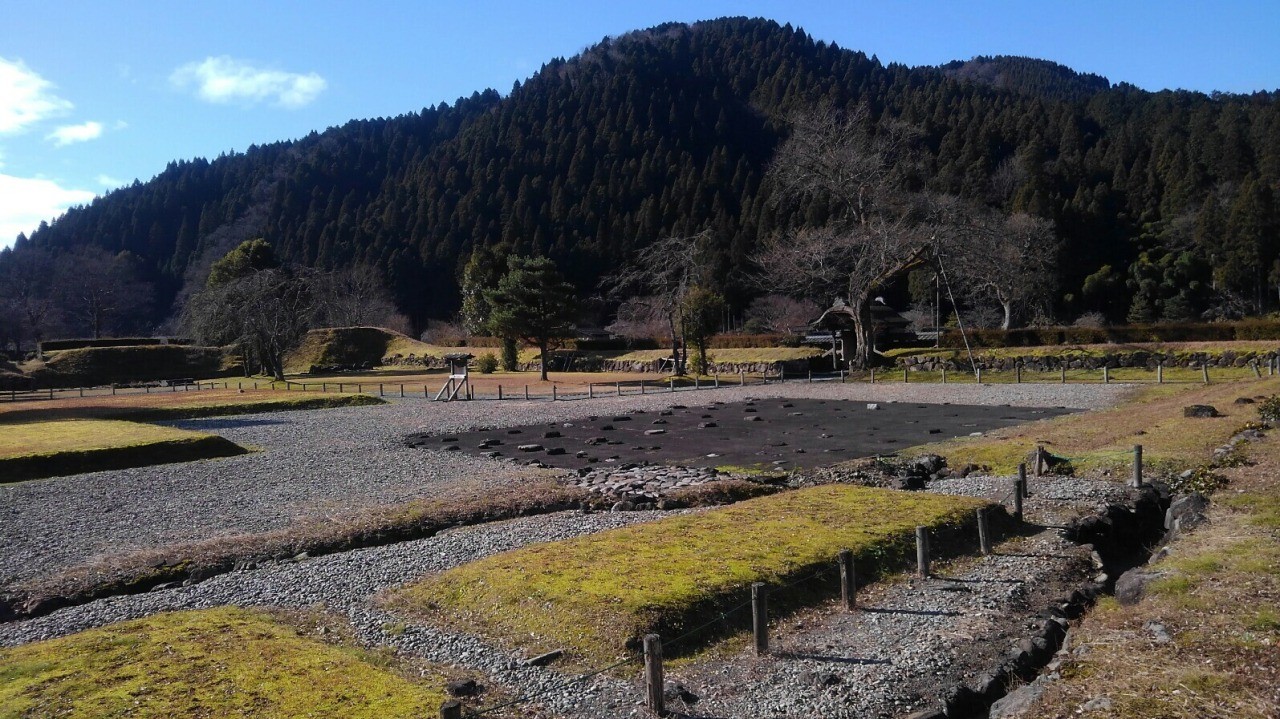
[{"xmin": 2, "ymin": 17, "xmax": 1277, "ymax": 342}]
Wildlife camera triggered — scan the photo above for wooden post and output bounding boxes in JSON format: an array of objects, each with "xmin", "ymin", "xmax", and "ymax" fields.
[
  {"xmin": 740, "ymin": 369, "xmax": 745, "ymax": 386},
  {"xmin": 808, "ymin": 368, "xmax": 813, "ymax": 383},
  {"xmin": 1016, "ymin": 363, "xmax": 1022, "ymax": 383},
  {"xmin": 322, "ymin": 383, "xmax": 327, "ymax": 392},
  {"xmin": 1013, "ymin": 473, "xmax": 1025, "ymax": 523},
  {"xmin": 977, "ymin": 508, "xmax": 992, "ymax": 555},
  {"xmin": 870, "ymin": 368, "xmax": 875, "ymax": 384},
  {"xmin": 358, "ymin": 383, "xmax": 363, "ymax": 394},
  {"xmin": 440, "ymin": 700, "xmax": 462, "ymax": 719},
  {"xmin": 1202, "ymin": 363, "xmax": 1210, "ymax": 384},
  {"xmin": 903, "ymin": 367, "xmax": 909, "ymax": 383},
  {"xmin": 780, "ymin": 365, "xmax": 785, "ymax": 382},
  {"xmin": 552, "ymin": 386, "xmax": 558, "ymax": 401},
  {"xmin": 694, "ymin": 376, "xmax": 700, "ymax": 390},
  {"xmin": 588, "ymin": 383, "xmax": 594, "ymax": 399},
  {"xmin": 644, "ymin": 634, "xmax": 664, "ymax": 715},
  {"xmin": 715, "ymin": 373, "xmax": 720, "ymax": 388},
  {"xmin": 915, "ymin": 526, "xmax": 930, "ymax": 578},
  {"xmin": 976, "ymin": 367, "xmax": 982, "ymax": 383},
  {"xmin": 641, "ymin": 380, "xmax": 646, "ymax": 395},
  {"xmin": 1133, "ymin": 444, "xmax": 1144, "ymax": 488},
  {"xmin": 254, "ymin": 382, "xmax": 258, "ymax": 390},
  {"xmin": 379, "ymin": 383, "xmax": 384, "ymax": 396},
  {"xmin": 1032, "ymin": 448, "xmax": 1042, "ymax": 478},
  {"xmin": 1061, "ymin": 365, "xmax": 1066, "ymax": 384},
  {"xmin": 524, "ymin": 385, "xmax": 530, "ymax": 400},
  {"xmin": 617, "ymin": 381, "xmax": 622, "ymax": 396},
  {"xmin": 1252, "ymin": 360, "xmax": 1262, "ymax": 378},
  {"xmin": 498, "ymin": 385, "xmax": 503, "ymax": 400},
  {"xmin": 941, "ymin": 367, "xmax": 947, "ymax": 384},
  {"xmin": 1157, "ymin": 363, "xmax": 1163, "ymax": 384},
  {"xmin": 839, "ymin": 369, "xmax": 846, "ymax": 382},
  {"xmin": 400, "ymin": 384, "xmax": 405, "ymax": 398},
  {"xmin": 80, "ymin": 387, "xmax": 85, "ymax": 397},
  {"xmin": 1103, "ymin": 365, "xmax": 1110, "ymax": 384},
  {"xmin": 752, "ymin": 583, "xmax": 769, "ymax": 655},
  {"xmin": 669, "ymin": 378, "xmax": 675, "ymax": 393},
  {"xmin": 839, "ymin": 550, "xmax": 856, "ymax": 611}
]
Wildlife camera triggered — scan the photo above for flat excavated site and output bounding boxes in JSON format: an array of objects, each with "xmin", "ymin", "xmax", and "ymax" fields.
[{"xmin": 406, "ymin": 397, "xmax": 1074, "ymax": 472}]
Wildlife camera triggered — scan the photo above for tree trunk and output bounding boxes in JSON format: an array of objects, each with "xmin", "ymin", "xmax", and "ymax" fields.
[
  {"xmin": 539, "ymin": 342, "xmax": 549, "ymax": 381},
  {"xmin": 1001, "ymin": 300, "xmax": 1013, "ymax": 331},
  {"xmin": 849, "ymin": 295, "xmax": 873, "ymax": 369}
]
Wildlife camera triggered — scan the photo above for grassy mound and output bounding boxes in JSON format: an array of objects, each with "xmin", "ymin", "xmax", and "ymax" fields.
[
  {"xmin": 904, "ymin": 377, "xmax": 1280, "ymax": 476},
  {"xmin": 285, "ymin": 326, "xmax": 446, "ymax": 373},
  {"xmin": 0, "ymin": 389, "xmax": 384, "ymax": 424},
  {"xmin": 387, "ymin": 485, "xmax": 991, "ymax": 664},
  {"xmin": 0, "ymin": 419, "xmax": 248, "ymax": 483},
  {"xmin": 21, "ymin": 345, "xmax": 237, "ymax": 387},
  {"xmin": 0, "ymin": 607, "xmax": 446, "ymax": 718}
]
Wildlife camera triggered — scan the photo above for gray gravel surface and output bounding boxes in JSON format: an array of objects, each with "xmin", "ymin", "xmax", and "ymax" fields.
[{"xmin": 0, "ymin": 381, "xmax": 1128, "ymax": 589}]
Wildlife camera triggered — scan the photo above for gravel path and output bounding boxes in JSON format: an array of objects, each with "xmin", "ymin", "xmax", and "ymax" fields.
[{"xmin": 0, "ymin": 381, "xmax": 1128, "ymax": 591}]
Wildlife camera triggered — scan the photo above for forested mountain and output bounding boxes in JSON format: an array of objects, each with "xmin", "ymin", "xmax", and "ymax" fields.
[{"xmin": 2, "ymin": 17, "xmax": 1278, "ymax": 342}]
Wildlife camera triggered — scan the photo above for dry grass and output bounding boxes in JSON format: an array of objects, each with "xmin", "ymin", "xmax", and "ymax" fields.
[
  {"xmin": 0, "ymin": 388, "xmax": 382, "ymax": 424},
  {"xmin": 1025, "ymin": 433, "xmax": 1280, "ymax": 718},
  {"xmin": 385, "ymin": 485, "xmax": 991, "ymax": 666},
  {"xmin": 899, "ymin": 377, "xmax": 1280, "ymax": 476},
  {"xmin": 0, "ymin": 607, "xmax": 447, "ymax": 718},
  {"xmin": 0, "ymin": 419, "xmax": 247, "ymax": 483}
]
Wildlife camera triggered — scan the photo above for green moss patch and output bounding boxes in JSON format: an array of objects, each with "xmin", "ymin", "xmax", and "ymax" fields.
[
  {"xmin": 0, "ymin": 607, "xmax": 446, "ymax": 718},
  {"xmin": 387, "ymin": 485, "xmax": 990, "ymax": 664},
  {"xmin": 0, "ymin": 419, "xmax": 248, "ymax": 483}
]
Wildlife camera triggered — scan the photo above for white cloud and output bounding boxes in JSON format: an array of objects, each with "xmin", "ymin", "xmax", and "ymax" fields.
[
  {"xmin": 170, "ymin": 56, "xmax": 326, "ymax": 108},
  {"xmin": 0, "ymin": 56, "xmax": 73, "ymax": 134},
  {"xmin": 0, "ymin": 173, "xmax": 95, "ymax": 248},
  {"xmin": 47, "ymin": 120, "xmax": 103, "ymax": 147},
  {"xmin": 96, "ymin": 174, "xmax": 124, "ymax": 188}
]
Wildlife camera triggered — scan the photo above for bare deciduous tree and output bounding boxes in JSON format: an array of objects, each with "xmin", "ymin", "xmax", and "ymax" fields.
[
  {"xmin": 744, "ymin": 294, "xmax": 822, "ymax": 334},
  {"xmin": 935, "ymin": 210, "xmax": 1058, "ymax": 329},
  {"xmin": 604, "ymin": 229, "xmax": 716, "ymax": 374},
  {"xmin": 757, "ymin": 106, "xmax": 926, "ymax": 367}
]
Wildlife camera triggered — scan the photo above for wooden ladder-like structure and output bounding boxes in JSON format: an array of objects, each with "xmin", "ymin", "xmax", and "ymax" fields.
[{"xmin": 434, "ymin": 354, "xmax": 473, "ymax": 401}]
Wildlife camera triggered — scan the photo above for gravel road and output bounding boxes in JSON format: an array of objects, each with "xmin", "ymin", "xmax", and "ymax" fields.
[{"xmin": 0, "ymin": 381, "xmax": 1128, "ymax": 591}]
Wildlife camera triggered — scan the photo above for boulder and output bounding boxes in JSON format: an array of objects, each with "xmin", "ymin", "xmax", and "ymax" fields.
[
  {"xmin": 1183, "ymin": 404, "xmax": 1220, "ymax": 418},
  {"xmin": 1114, "ymin": 568, "xmax": 1167, "ymax": 605},
  {"xmin": 1165, "ymin": 492, "xmax": 1210, "ymax": 532},
  {"xmin": 446, "ymin": 679, "xmax": 482, "ymax": 697}
]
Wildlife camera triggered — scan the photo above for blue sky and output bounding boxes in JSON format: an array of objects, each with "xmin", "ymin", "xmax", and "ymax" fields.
[{"xmin": 1, "ymin": 0, "xmax": 1277, "ymax": 249}]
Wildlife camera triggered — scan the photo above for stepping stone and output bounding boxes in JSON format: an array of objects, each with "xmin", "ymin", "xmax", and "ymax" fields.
[
  {"xmin": 443, "ymin": 445, "xmax": 460, "ymax": 451},
  {"xmin": 518, "ymin": 444, "xmax": 544, "ymax": 452},
  {"xmin": 701, "ymin": 414, "xmax": 713, "ymax": 418},
  {"xmin": 929, "ymin": 428, "xmax": 942, "ymax": 434},
  {"xmin": 789, "ymin": 412, "xmax": 804, "ymax": 416},
  {"xmin": 507, "ymin": 429, "xmax": 523, "ymax": 434},
  {"xmin": 699, "ymin": 422, "xmax": 718, "ymax": 429},
  {"xmin": 644, "ymin": 429, "xmax": 666, "ymax": 435},
  {"xmin": 481, "ymin": 451, "xmax": 501, "ymax": 458},
  {"xmin": 601, "ymin": 425, "xmax": 615, "ymax": 431},
  {"xmin": 544, "ymin": 430, "xmax": 562, "ymax": 438},
  {"xmin": 611, "ymin": 416, "xmax": 632, "ymax": 422},
  {"xmin": 652, "ymin": 419, "xmax": 667, "ymax": 425},
  {"xmin": 586, "ymin": 437, "xmax": 607, "ymax": 445},
  {"xmin": 659, "ymin": 410, "xmax": 674, "ymax": 416},
  {"xmin": 745, "ymin": 416, "xmax": 762, "ymax": 422},
  {"xmin": 866, "ymin": 403, "xmax": 879, "ymax": 410},
  {"xmin": 576, "ymin": 451, "xmax": 589, "ymax": 458},
  {"xmin": 546, "ymin": 447, "xmax": 566, "ymax": 455},
  {"xmin": 670, "ymin": 405, "xmax": 687, "ymax": 409},
  {"xmin": 441, "ymin": 437, "xmax": 459, "ymax": 443},
  {"xmin": 744, "ymin": 408, "xmax": 757, "ymax": 413}
]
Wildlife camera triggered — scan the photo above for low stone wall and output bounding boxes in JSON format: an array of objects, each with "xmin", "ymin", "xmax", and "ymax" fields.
[
  {"xmin": 898, "ymin": 349, "xmax": 1280, "ymax": 372},
  {"xmin": 598, "ymin": 358, "xmax": 813, "ymax": 375}
]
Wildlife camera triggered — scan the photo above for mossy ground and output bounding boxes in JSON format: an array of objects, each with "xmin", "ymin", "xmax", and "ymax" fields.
[
  {"xmin": 386, "ymin": 485, "xmax": 990, "ymax": 666},
  {"xmin": 0, "ymin": 419, "xmax": 247, "ymax": 483},
  {"xmin": 0, "ymin": 389, "xmax": 383, "ymax": 424},
  {"xmin": 899, "ymin": 377, "xmax": 1280, "ymax": 476},
  {"xmin": 1025, "ymin": 431, "xmax": 1280, "ymax": 719},
  {"xmin": 0, "ymin": 607, "xmax": 448, "ymax": 719}
]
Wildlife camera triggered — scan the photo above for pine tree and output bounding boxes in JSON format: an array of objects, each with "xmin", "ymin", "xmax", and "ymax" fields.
[{"xmin": 485, "ymin": 256, "xmax": 577, "ymax": 381}]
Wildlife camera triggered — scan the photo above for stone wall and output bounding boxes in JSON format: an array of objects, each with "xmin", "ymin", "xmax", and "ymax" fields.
[{"xmin": 898, "ymin": 349, "xmax": 1280, "ymax": 372}]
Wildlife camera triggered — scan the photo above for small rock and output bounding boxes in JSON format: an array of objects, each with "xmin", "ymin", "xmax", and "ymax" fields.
[{"xmin": 1183, "ymin": 404, "xmax": 1220, "ymax": 418}]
